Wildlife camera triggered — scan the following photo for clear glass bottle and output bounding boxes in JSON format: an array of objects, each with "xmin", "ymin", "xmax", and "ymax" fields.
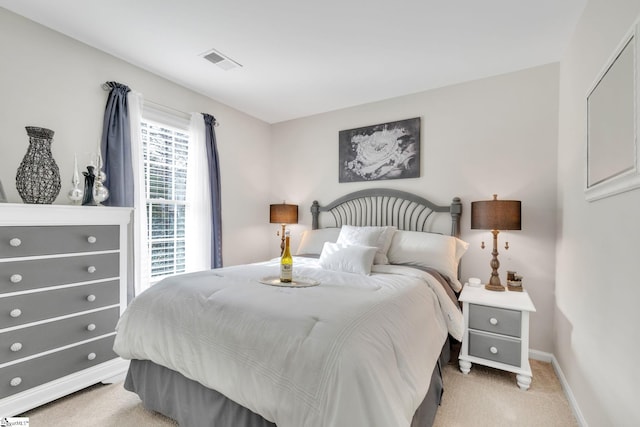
[{"xmin": 280, "ymin": 230, "xmax": 293, "ymax": 283}]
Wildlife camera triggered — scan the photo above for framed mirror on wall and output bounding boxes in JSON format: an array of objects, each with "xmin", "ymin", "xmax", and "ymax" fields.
[{"xmin": 585, "ymin": 20, "xmax": 640, "ymax": 202}]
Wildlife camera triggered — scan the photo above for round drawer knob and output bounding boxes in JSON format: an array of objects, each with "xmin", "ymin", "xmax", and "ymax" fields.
[
  {"xmin": 10, "ymin": 308, "xmax": 22, "ymax": 318},
  {"xmin": 86, "ymin": 294, "xmax": 96, "ymax": 302},
  {"xmin": 9, "ymin": 238, "xmax": 22, "ymax": 247},
  {"xmin": 10, "ymin": 342, "xmax": 23, "ymax": 352},
  {"xmin": 87, "ymin": 236, "xmax": 97, "ymax": 244},
  {"xmin": 489, "ymin": 317, "xmax": 498, "ymax": 325},
  {"xmin": 87, "ymin": 323, "xmax": 96, "ymax": 331},
  {"xmin": 87, "ymin": 352, "xmax": 97, "ymax": 361},
  {"xmin": 10, "ymin": 377, "xmax": 22, "ymax": 387},
  {"xmin": 490, "ymin": 346, "xmax": 498, "ymax": 354},
  {"xmin": 87, "ymin": 266, "xmax": 96, "ymax": 274},
  {"xmin": 10, "ymin": 274, "xmax": 23, "ymax": 284}
]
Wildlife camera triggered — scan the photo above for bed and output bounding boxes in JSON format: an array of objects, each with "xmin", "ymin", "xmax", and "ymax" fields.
[{"xmin": 114, "ymin": 188, "xmax": 466, "ymax": 427}]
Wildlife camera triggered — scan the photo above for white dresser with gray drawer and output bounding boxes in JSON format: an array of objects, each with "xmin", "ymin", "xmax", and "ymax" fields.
[
  {"xmin": 458, "ymin": 284, "xmax": 536, "ymax": 390},
  {"xmin": 0, "ymin": 204, "xmax": 131, "ymax": 416}
]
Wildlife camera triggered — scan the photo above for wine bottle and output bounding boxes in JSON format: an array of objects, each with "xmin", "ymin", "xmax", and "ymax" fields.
[{"xmin": 280, "ymin": 230, "xmax": 292, "ymax": 283}]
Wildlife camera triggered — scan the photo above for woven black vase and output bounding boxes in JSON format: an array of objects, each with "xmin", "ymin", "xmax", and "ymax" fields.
[{"xmin": 16, "ymin": 126, "xmax": 61, "ymax": 204}]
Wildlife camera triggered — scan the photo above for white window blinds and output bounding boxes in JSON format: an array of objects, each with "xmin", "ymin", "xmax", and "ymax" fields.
[{"xmin": 141, "ymin": 118, "xmax": 190, "ymax": 281}]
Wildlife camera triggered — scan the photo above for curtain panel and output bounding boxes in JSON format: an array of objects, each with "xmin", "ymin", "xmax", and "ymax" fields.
[
  {"xmin": 127, "ymin": 91, "xmax": 150, "ymax": 300},
  {"xmin": 202, "ymin": 113, "xmax": 223, "ymax": 268},
  {"xmin": 100, "ymin": 82, "xmax": 147, "ymax": 302},
  {"xmin": 185, "ymin": 113, "xmax": 212, "ymax": 272},
  {"xmin": 101, "ymin": 81, "xmax": 134, "ymax": 207}
]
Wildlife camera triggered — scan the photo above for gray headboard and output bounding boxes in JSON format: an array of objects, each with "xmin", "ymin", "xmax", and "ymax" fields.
[{"xmin": 311, "ymin": 188, "xmax": 461, "ymax": 238}]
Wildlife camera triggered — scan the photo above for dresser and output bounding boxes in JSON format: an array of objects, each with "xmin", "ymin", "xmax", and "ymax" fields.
[
  {"xmin": 0, "ymin": 203, "xmax": 131, "ymax": 416},
  {"xmin": 458, "ymin": 284, "xmax": 536, "ymax": 390}
]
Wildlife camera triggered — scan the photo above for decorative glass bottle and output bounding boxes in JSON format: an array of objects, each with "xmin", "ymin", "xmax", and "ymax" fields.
[
  {"xmin": 92, "ymin": 153, "xmax": 109, "ymax": 205},
  {"xmin": 15, "ymin": 126, "xmax": 61, "ymax": 204},
  {"xmin": 67, "ymin": 154, "xmax": 84, "ymax": 204}
]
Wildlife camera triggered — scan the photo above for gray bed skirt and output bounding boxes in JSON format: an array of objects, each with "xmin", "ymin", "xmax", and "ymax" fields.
[{"xmin": 124, "ymin": 341, "xmax": 450, "ymax": 427}]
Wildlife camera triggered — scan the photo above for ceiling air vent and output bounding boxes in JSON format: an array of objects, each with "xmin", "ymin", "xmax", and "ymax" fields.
[{"xmin": 201, "ymin": 48, "xmax": 242, "ymax": 71}]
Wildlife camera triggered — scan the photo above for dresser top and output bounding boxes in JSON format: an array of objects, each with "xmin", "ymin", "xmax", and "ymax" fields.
[
  {"xmin": 459, "ymin": 284, "xmax": 536, "ymax": 312},
  {"xmin": 0, "ymin": 203, "xmax": 132, "ymax": 226}
]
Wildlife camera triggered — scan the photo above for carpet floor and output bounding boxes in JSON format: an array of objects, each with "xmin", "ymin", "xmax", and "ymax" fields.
[
  {"xmin": 433, "ymin": 360, "xmax": 578, "ymax": 427},
  {"xmin": 20, "ymin": 359, "xmax": 577, "ymax": 426}
]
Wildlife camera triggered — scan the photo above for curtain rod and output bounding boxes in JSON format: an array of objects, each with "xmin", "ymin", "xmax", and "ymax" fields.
[{"xmin": 101, "ymin": 83, "xmax": 220, "ymax": 127}]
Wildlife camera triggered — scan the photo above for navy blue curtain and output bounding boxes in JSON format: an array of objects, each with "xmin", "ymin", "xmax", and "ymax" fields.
[
  {"xmin": 202, "ymin": 113, "xmax": 223, "ymax": 268},
  {"xmin": 101, "ymin": 81, "xmax": 134, "ymax": 207}
]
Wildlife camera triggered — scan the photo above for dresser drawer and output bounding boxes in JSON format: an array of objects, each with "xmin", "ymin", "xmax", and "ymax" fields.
[
  {"xmin": 0, "ymin": 253, "xmax": 119, "ymax": 295},
  {"xmin": 0, "ymin": 335, "xmax": 117, "ymax": 399},
  {"xmin": 0, "ymin": 307, "xmax": 119, "ymax": 364},
  {"xmin": 0, "ymin": 280, "xmax": 119, "ymax": 329},
  {"xmin": 468, "ymin": 330, "xmax": 521, "ymax": 367},
  {"xmin": 0, "ymin": 225, "xmax": 119, "ymax": 259},
  {"xmin": 468, "ymin": 303, "xmax": 522, "ymax": 337}
]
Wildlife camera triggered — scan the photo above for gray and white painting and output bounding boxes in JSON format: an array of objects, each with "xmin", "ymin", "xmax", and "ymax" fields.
[{"xmin": 339, "ymin": 117, "xmax": 420, "ymax": 182}]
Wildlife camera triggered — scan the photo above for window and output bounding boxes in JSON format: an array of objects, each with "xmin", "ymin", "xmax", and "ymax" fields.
[{"xmin": 140, "ymin": 117, "xmax": 190, "ymax": 283}]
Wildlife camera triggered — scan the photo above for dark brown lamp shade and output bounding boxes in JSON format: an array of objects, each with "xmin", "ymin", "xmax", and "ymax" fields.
[
  {"xmin": 471, "ymin": 195, "xmax": 521, "ymax": 231},
  {"xmin": 270, "ymin": 203, "xmax": 298, "ymax": 224}
]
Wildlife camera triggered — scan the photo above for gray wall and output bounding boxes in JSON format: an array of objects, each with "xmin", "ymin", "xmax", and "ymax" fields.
[
  {"xmin": 271, "ymin": 64, "xmax": 560, "ymax": 354},
  {"xmin": 557, "ymin": 0, "xmax": 640, "ymax": 424},
  {"xmin": 0, "ymin": 8, "xmax": 273, "ymax": 266}
]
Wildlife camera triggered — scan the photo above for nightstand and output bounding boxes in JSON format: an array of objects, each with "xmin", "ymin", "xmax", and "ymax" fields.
[{"xmin": 458, "ymin": 284, "xmax": 536, "ymax": 390}]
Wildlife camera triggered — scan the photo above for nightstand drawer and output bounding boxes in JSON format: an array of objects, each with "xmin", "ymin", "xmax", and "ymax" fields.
[
  {"xmin": 0, "ymin": 307, "xmax": 120, "ymax": 364},
  {"xmin": 0, "ymin": 280, "xmax": 119, "ymax": 329},
  {"xmin": 468, "ymin": 330, "xmax": 521, "ymax": 367},
  {"xmin": 0, "ymin": 335, "xmax": 117, "ymax": 399},
  {"xmin": 0, "ymin": 225, "xmax": 119, "ymax": 259},
  {"xmin": 469, "ymin": 303, "xmax": 522, "ymax": 337},
  {"xmin": 0, "ymin": 253, "xmax": 119, "ymax": 295}
]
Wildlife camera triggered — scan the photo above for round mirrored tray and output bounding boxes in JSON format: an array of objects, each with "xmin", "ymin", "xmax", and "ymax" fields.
[{"xmin": 259, "ymin": 276, "xmax": 320, "ymax": 288}]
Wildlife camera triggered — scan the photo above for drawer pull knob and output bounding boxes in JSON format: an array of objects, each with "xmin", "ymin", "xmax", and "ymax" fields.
[
  {"xmin": 87, "ymin": 323, "xmax": 96, "ymax": 331},
  {"xmin": 10, "ymin": 274, "xmax": 23, "ymax": 284},
  {"xmin": 10, "ymin": 308, "xmax": 22, "ymax": 318},
  {"xmin": 489, "ymin": 317, "xmax": 498, "ymax": 325},
  {"xmin": 9, "ymin": 238, "xmax": 22, "ymax": 247},
  {"xmin": 86, "ymin": 294, "xmax": 96, "ymax": 302},
  {"xmin": 87, "ymin": 236, "xmax": 97, "ymax": 244},
  {"xmin": 490, "ymin": 346, "xmax": 498, "ymax": 354},
  {"xmin": 10, "ymin": 342, "xmax": 23, "ymax": 352},
  {"xmin": 10, "ymin": 377, "xmax": 22, "ymax": 387},
  {"xmin": 87, "ymin": 266, "xmax": 97, "ymax": 274},
  {"xmin": 87, "ymin": 352, "xmax": 97, "ymax": 361}
]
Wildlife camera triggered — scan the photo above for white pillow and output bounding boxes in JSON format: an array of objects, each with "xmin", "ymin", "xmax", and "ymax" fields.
[
  {"xmin": 318, "ymin": 242, "xmax": 377, "ymax": 275},
  {"xmin": 336, "ymin": 225, "xmax": 397, "ymax": 265},
  {"xmin": 374, "ymin": 226, "xmax": 397, "ymax": 264},
  {"xmin": 295, "ymin": 228, "xmax": 341, "ymax": 256},
  {"xmin": 387, "ymin": 231, "xmax": 469, "ymax": 291}
]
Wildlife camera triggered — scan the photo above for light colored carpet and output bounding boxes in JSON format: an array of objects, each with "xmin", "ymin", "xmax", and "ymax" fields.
[
  {"xmin": 21, "ymin": 359, "xmax": 577, "ymax": 426},
  {"xmin": 433, "ymin": 360, "xmax": 578, "ymax": 427}
]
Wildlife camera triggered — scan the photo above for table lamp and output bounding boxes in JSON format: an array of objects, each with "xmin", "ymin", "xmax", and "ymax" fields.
[
  {"xmin": 471, "ymin": 194, "xmax": 521, "ymax": 291},
  {"xmin": 269, "ymin": 203, "xmax": 298, "ymax": 255}
]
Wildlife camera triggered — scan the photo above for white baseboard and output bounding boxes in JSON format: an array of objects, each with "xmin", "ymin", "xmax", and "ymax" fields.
[
  {"xmin": 529, "ymin": 349, "xmax": 553, "ymax": 362},
  {"xmin": 529, "ymin": 349, "xmax": 588, "ymax": 427}
]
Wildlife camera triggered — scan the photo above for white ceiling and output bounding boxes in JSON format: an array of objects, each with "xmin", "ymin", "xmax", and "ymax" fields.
[{"xmin": 0, "ymin": 0, "xmax": 586, "ymax": 124}]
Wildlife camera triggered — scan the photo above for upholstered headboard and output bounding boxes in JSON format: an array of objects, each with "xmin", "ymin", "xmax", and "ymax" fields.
[{"xmin": 311, "ymin": 188, "xmax": 461, "ymax": 238}]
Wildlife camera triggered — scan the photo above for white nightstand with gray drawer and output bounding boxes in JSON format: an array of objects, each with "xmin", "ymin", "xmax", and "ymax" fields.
[
  {"xmin": 0, "ymin": 204, "xmax": 131, "ymax": 416},
  {"xmin": 458, "ymin": 284, "xmax": 536, "ymax": 390}
]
